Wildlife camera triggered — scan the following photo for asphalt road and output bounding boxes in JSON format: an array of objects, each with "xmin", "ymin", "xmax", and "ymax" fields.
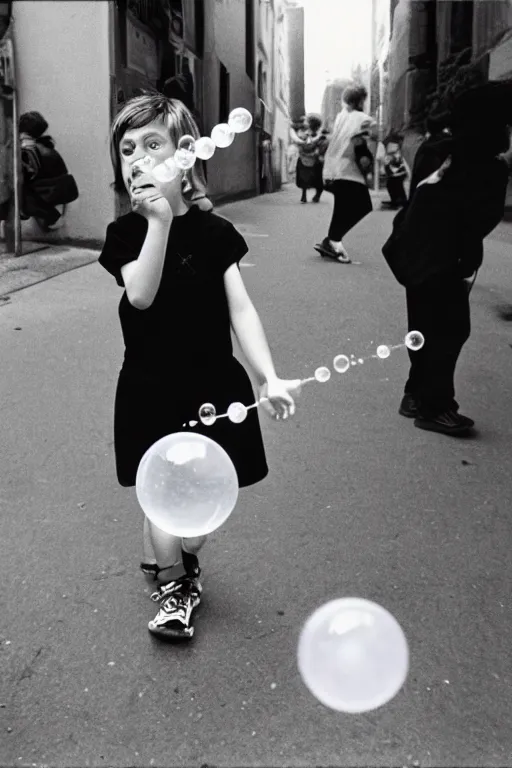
[{"xmin": 1, "ymin": 186, "xmax": 512, "ymax": 768}]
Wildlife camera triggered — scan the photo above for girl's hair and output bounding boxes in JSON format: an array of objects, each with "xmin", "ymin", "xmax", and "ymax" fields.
[
  {"xmin": 109, "ymin": 91, "xmax": 207, "ymax": 197},
  {"xmin": 19, "ymin": 111, "xmax": 48, "ymax": 138},
  {"xmin": 342, "ymin": 85, "xmax": 368, "ymax": 109}
]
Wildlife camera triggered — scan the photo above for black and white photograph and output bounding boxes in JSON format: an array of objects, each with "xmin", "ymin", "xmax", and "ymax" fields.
[{"xmin": 1, "ymin": 0, "xmax": 512, "ymax": 766}]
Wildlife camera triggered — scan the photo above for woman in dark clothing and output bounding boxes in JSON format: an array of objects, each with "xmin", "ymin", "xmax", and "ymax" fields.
[
  {"xmin": 293, "ymin": 114, "xmax": 327, "ymax": 203},
  {"xmin": 19, "ymin": 111, "xmax": 78, "ymax": 230},
  {"xmin": 383, "ymin": 81, "xmax": 512, "ymax": 436}
]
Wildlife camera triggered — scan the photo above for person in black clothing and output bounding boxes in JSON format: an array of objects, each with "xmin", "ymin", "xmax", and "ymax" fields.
[
  {"xmin": 381, "ymin": 135, "xmax": 409, "ymax": 209},
  {"xmin": 383, "ymin": 81, "xmax": 512, "ymax": 436},
  {"xmin": 19, "ymin": 111, "xmax": 78, "ymax": 230}
]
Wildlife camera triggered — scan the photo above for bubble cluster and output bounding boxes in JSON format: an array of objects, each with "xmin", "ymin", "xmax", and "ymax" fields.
[{"xmin": 190, "ymin": 331, "xmax": 425, "ymax": 430}]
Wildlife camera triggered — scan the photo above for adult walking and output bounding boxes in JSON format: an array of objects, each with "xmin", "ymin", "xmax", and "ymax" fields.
[
  {"xmin": 315, "ymin": 85, "xmax": 377, "ymax": 263},
  {"xmin": 382, "ymin": 81, "xmax": 512, "ymax": 436},
  {"xmin": 291, "ymin": 114, "xmax": 327, "ymax": 204}
]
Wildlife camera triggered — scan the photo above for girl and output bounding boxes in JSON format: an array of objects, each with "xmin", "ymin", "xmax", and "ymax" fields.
[
  {"xmin": 316, "ymin": 85, "xmax": 377, "ymax": 263},
  {"xmin": 99, "ymin": 93, "xmax": 300, "ymax": 641}
]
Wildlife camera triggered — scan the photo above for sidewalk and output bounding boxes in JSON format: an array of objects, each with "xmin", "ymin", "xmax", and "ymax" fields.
[{"xmin": 1, "ymin": 185, "xmax": 511, "ymax": 300}]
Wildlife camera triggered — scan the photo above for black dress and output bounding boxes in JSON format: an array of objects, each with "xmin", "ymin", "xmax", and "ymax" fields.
[{"xmin": 98, "ymin": 206, "xmax": 269, "ymax": 488}]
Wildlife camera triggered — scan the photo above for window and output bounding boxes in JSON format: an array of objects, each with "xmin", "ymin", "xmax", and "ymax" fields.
[
  {"xmin": 246, "ymin": 0, "xmax": 255, "ymax": 80},
  {"xmin": 219, "ymin": 61, "xmax": 230, "ymax": 123}
]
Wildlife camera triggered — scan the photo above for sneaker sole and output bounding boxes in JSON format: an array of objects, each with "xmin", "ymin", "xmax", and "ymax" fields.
[
  {"xmin": 414, "ymin": 418, "xmax": 473, "ymax": 436},
  {"xmin": 399, "ymin": 406, "xmax": 418, "ymax": 419}
]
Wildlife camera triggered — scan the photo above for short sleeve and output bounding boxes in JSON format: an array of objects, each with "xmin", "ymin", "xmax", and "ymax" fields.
[
  {"xmin": 214, "ymin": 217, "xmax": 249, "ymax": 275},
  {"xmin": 98, "ymin": 220, "xmax": 141, "ymax": 287}
]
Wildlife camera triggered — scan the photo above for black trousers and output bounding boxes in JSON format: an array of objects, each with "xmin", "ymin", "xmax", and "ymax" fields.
[
  {"xmin": 405, "ymin": 277, "xmax": 471, "ymax": 416},
  {"xmin": 327, "ymin": 180, "xmax": 373, "ymax": 241},
  {"xmin": 386, "ymin": 177, "xmax": 407, "ymax": 206}
]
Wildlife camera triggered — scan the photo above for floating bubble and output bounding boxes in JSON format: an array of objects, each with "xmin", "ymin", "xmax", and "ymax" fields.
[
  {"xmin": 228, "ymin": 107, "xmax": 253, "ymax": 133},
  {"xmin": 333, "ymin": 355, "xmax": 350, "ymax": 373},
  {"xmin": 152, "ymin": 157, "xmax": 180, "ymax": 182},
  {"xmin": 405, "ymin": 330, "xmax": 425, "ymax": 351},
  {"xmin": 358, "ymin": 358, "xmax": 364, "ymax": 364},
  {"xmin": 351, "ymin": 360, "xmax": 357, "ymax": 366},
  {"xmin": 211, "ymin": 123, "xmax": 235, "ymax": 148},
  {"xmin": 297, "ymin": 597, "xmax": 409, "ymax": 713},
  {"xmin": 136, "ymin": 432, "xmax": 239, "ymax": 537},
  {"xmin": 376, "ymin": 345, "xmax": 391, "ymax": 359},
  {"xmin": 198, "ymin": 402, "xmax": 217, "ymax": 426},
  {"xmin": 178, "ymin": 135, "xmax": 196, "ymax": 154},
  {"xmin": 315, "ymin": 366, "xmax": 331, "ymax": 383},
  {"xmin": 227, "ymin": 402, "xmax": 248, "ymax": 424},
  {"xmin": 174, "ymin": 137, "xmax": 197, "ymax": 170},
  {"xmin": 195, "ymin": 136, "xmax": 216, "ymax": 160}
]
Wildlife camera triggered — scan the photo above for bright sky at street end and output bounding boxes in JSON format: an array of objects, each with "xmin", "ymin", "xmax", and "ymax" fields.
[{"xmin": 302, "ymin": 0, "xmax": 373, "ymax": 113}]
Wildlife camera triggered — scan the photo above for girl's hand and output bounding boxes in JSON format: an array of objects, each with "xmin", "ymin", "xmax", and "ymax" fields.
[
  {"xmin": 259, "ymin": 377, "xmax": 302, "ymax": 421},
  {"xmin": 130, "ymin": 185, "xmax": 173, "ymax": 225}
]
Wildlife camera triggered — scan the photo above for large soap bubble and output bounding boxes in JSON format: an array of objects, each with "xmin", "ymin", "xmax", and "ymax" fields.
[
  {"xmin": 136, "ymin": 432, "xmax": 239, "ymax": 537},
  {"xmin": 297, "ymin": 597, "xmax": 409, "ymax": 713},
  {"xmin": 174, "ymin": 135, "xmax": 197, "ymax": 170},
  {"xmin": 228, "ymin": 107, "xmax": 253, "ymax": 133}
]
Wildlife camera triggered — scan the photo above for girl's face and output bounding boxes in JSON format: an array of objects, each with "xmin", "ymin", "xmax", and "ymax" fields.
[{"xmin": 119, "ymin": 119, "xmax": 182, "ymax": 200}]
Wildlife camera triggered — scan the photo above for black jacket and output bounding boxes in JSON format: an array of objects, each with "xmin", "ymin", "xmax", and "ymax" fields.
[{"xmin": 382, "ymin": 150, "xmax": 509, "ymax": 288}]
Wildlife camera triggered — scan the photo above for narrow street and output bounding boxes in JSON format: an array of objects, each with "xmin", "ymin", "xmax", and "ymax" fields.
[{"xmin": 1, "ymin": 185, "xmax": 512, "ymax": 767}]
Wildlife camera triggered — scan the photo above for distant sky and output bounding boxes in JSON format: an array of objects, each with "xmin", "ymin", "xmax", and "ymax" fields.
[{"xmin": 302, "ymin": 0, "xmax": 373, "ymax": 113}]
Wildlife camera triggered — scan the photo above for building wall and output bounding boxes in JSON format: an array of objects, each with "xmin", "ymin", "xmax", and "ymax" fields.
[
  {"xmin": 202, "ymin": 0, "xmax": 257, "ymax": 200},
  {"xmin": 287, "ymin": 6, "xmax": 305, "ymax": 121},
  {"xmin": 272, "ymin": 0, "xmax": 291, "ymax": 185},
  {"xmin": 13, "ymin": 0, "xmax": 114, "ymax": 243}
]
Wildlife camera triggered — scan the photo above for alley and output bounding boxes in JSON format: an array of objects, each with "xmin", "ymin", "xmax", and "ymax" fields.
[{"xmin": 1, "ymin": 186, "xmax": 512, "ymax": 767}]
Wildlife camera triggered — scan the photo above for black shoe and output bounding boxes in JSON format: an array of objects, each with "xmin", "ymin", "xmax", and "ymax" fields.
[
  {"xmin": 314, "ymin": 238, "xmax": 351, "ymax": 263},
  {"xmin": 312, "ymin": 195, "xmax": 321, "ymax": 203},
  {"xmin": 414, "ymin": 410, "xmax": 474, "ymax": 436},
  {"xmin": 399, "ymin": 393, "xmax": 419, "ymax": 418}
]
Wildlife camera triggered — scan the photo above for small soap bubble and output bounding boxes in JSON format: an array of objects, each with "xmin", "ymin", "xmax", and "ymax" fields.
[
  {"xmin": 376, "ymin": 345, "xmax": 391, "ymax": 359},
  {"xmin": 198, "ymin": 403, "xmax": 217, "ymax": 426},
  {"xmin": 333, "ymin": 355, "xmax": 350, "ymax": 373},
  {"xmin": 174, "ymin": 137, "xmax": 197, "ymax": 170},
  {"xmin": 405, "ymin": 330, "xmax": 425, "ymax": 351},
  {"xmin": 227, "ymin": 402, "xmax": 248, "ymax": 424},
  {"xmin": 152, "ymin": 157, "xmax": 179, "ymax": 182},
  {"xmin": 195, "ymin": 137, "xmax": 216, "ymax": 160},
  {"xmin": 315, "ymin": 366, "xmax": 331, "ymax": 383},
  {"xmin": 211, "ymin": 123, "xmax": 235, "ymax": 148},
  {"xmin": 358, "ymin": 358, "xmax": 364, "ymax": 364},
  {"xmin": 228, "ymin": 107, "xmax": 253, "ymax": 133},
  {"xmin": 351, "ymin": 360, "xmax": 357, "ymax": 366}
]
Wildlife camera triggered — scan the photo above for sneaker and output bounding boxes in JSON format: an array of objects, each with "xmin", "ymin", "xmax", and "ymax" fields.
[
  {"xmin": 315, "ymin": 238, "xmax": 351, "ymax": 263},
  {"xmin": 414, "ymin": 410, "xmax": 474, "ymax": 436},
  {"xmin": 148, "ymin": 570, "xmax": 202, "ymax": 640},
  {"xmin": 399, "ymin": 393, "xmax": 419, "ymax": 418}
]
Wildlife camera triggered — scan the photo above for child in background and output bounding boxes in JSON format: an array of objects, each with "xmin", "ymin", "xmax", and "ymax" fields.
[
  {"xmin": 99, "ymin": 93, "xmax": 300, "ymax": 641},
  {"xmin": 381, "ymin": 136, "xmax": 409, "ymax": 209}
]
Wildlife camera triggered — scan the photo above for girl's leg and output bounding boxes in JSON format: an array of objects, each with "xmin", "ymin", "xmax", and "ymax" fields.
[{"xmin": 147, "ymin": 519, "xmax": 187, "ymax": 583}]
